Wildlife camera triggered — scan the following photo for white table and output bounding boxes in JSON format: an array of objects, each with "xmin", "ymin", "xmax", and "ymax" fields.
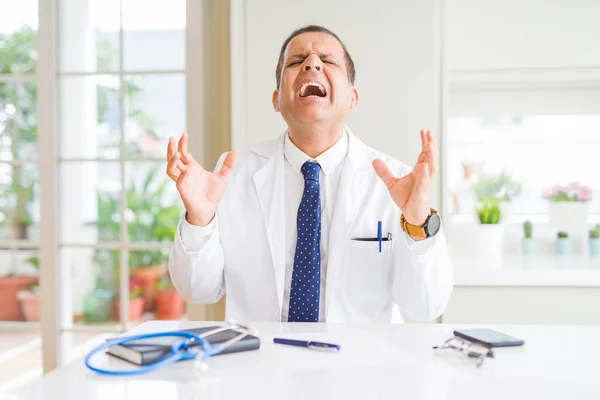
[{"xmin": 7, "ymin": 321, "xmax": 600, "ymax": 400}]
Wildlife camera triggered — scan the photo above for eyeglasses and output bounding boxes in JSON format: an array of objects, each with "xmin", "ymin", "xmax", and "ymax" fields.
[{"xmin": 433, "ymin": 336, "xmax": 495, "ymax": 367}]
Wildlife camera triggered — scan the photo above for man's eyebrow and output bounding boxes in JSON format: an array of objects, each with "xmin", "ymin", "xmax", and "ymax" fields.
[
  {"xmin": 287, "ymin": 52, "xmax": 335, "ymax": 62},
  {"xmin": 288, "ymin": 53, "xmax": 307, "ymax": 61}
]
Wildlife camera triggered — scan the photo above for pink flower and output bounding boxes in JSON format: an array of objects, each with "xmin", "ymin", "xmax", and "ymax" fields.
[
  {"xmin": 543, "ymin": 182, "xmax": 593, "ymax": 202},
  {"xmin": 129, "ymin": 278, "xmax": 143, "ymax": 291},
  {"xmin": 542, "ymin": 185, "xmax": 561, "ymax": 199}
]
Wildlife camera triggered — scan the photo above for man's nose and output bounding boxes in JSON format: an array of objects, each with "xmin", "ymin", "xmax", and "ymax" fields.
[{"xmin": 304, "ymin": 55, "xmax": 322, "ymax": 72}]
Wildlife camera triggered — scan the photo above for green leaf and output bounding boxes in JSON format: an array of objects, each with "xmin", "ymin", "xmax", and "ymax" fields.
[
  {"xmin": 472, "ymin": 172, "xmax": 522, "ymax": 202},
  {"xmin": 475, "ymin": 199, "xmax": 502, "ymax": 224}
]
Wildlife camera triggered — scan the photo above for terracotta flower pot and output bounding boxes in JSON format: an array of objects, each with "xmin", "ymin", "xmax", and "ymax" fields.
[
  {"xmin": 17, "ymin": 290, "xmax": 41, "ymax": 322},
  {"xmin": 156, "ymin": 290, "xmax": 186, "ymax": 320},
  {"xmin": 128, "ymin": 297, "xmax": 145, "ymax": 321},
  {"xmin": 0, "ymin": 275, "xmax": 38, "ymax": 321},
  {"xmin": 130, "ymin": 265, "xmax": 165, "ymax": 312},
  {"xmin": 114, "ymin": 297, "xmax": 146, "ymax": 321}
]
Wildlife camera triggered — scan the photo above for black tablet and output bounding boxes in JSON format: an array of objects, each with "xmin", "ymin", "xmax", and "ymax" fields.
[{"xmin": 454, "ymin": 328, "xmax": 525, "ymax": 348}]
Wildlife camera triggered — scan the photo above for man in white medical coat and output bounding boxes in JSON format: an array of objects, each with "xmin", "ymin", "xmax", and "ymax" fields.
[{"xmin": 166, "ymin": 25, "xmax": 453, "ymax": 323}]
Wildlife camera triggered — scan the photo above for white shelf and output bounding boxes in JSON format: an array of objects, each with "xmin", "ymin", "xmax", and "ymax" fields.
[{"xmin": 452, "ymin": 254, "xmax": 600, "ymax": 287}]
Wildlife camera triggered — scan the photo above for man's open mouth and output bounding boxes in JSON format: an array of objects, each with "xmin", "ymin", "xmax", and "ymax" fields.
[{"xmin": 299, "ymin": 81, "xmax": 327, "ymax": 98}]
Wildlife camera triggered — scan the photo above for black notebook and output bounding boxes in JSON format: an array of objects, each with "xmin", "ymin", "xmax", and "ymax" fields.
[{"xmin": 106, "ymin": 326, "xmax": 260, "ymax": 366}]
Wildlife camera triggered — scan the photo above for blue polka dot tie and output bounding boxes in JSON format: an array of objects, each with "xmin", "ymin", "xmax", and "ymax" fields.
[{"xmin": 288, "ymin": 161, "xmax": 321, "ymax": 322}]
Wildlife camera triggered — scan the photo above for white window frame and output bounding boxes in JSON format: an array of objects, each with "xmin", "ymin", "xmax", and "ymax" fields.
[{"xmin": 0, "ymin": 0, "xmax": 211, "ymax": 373}]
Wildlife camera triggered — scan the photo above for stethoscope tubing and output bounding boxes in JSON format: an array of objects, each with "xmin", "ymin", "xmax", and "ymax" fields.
[{"xmin": 85, "ymin": 331, "xmax": 217, "ymax": 376}]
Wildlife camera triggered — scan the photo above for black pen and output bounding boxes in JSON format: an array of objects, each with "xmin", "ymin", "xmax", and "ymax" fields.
[{"xmin": 273, "ymin": 337, "xmax": 340, "ymax": 351}]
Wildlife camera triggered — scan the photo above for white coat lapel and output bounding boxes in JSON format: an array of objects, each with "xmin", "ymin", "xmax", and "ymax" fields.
[
  {"xmin": 325, "ymin": 128, "xmax": 374, "ymax": 316},
  {"xmin": 252, "ymin": 135, "xmax": 286, "ymax": 313}
]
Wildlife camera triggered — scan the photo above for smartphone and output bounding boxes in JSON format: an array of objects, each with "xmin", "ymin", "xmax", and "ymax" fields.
[{"xmin": 453, "ymin": 328, "xmax": 524, "ymax": 348}]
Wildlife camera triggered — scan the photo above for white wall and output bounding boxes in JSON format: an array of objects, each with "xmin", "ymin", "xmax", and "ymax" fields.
[
  {"xmin": 445, "ymin": 0, "xmax": 600, "ymax": 120},
  {"xmin": 445, "ymin": 0, "xmax": 600, "ymax": 71},
  {"xmin": 232, "ymin": 0, "xmax": 442, "ymax": 207}
]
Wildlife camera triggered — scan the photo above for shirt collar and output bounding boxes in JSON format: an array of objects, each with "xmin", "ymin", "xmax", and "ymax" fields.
[{"xmin": 284, "ymin": 131, "xmax": 348, "ymax": 176}]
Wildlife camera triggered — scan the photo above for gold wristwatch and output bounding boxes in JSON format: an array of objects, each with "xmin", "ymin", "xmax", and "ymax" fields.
[{"xmin": 401, "ymin": 208, "xmax": 441, "ymax": 238}]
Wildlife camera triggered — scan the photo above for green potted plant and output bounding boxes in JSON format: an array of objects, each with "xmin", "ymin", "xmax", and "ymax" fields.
[
  {"xmin": 0, "ymin": 26, "xmax": 39, "ymax": 321},
  {"xmin": 82, "ymin": 280, "xmax": 114, "ymax": 323},
  {"xmin": 472, "ymin": 171, "xmax": 522, "ymax": 203},
  {"xmin": 556, "ymin": 231, "xmax": 571, "ymax": 255},
  {"xmin": 87, "ymin": 166, "xmax": 181, "ymax": 313},
  {"xmin": 590, "ymin": 225, "xmax": 600, "ymax": 256},
  {"xmin": 522, "ymin": 221, "xmax": 535, "ymax": 256},
  {"xmin": 472, "ymin": 171, "xmax": 522, "ymax": 222},
  {"xmin": 155, "ymin": 273, "xmax": 186, "ymax": 320},
  {"xmin": 473, "ymin": 199, "xmax": 504, "ymax": 258},
  {"xmin": 16, "ymin": 256, "xmax": 41, "ymax": 322}
]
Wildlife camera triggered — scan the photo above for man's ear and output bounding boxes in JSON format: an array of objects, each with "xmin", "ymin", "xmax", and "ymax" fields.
[
  {"xmin": 272, "ymin": 90, "xmax": 280, "ymax": 112},
  {"xmin": 350, "ymin": 87, "xmax": 359, "ymax": 110}
]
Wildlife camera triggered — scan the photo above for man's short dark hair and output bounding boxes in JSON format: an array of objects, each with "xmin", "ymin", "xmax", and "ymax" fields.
[{"xmin": 275, "ymin": 25, "xmax": 356, "ymax": 89}]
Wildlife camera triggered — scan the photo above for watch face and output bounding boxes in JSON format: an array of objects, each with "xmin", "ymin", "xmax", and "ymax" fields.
[{"xmin": 426, "ymin": 213, "xmax": 441, "ymax": 237}]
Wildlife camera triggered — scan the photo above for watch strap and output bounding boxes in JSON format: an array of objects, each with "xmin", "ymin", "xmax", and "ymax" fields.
[{"xmin": 401, "ymin": 208, "xmax": 437, "ymax": 238}]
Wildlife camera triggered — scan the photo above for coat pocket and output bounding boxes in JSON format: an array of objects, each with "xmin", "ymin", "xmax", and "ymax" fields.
[{"xmin": 345, "ymin": 239, "xmax": 393, "ymax": 298}]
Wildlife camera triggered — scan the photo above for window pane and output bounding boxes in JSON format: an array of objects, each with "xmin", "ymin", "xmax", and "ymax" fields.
[
  {"xmin": 124, "ymin": 74, "xmax": 185, "ymax": 157},
  {"xmin": 0, "ymin": 249, "xmax": 39, "ymax": 322},
  {"xmin": 65, "ymin": 247, "xmax": 119, "ymax": 325},
  {"xmin": 0, "ymin": 0, "xmax": 38, "ymax": 74},
  {"xmin": 446, "ymin": 115, "xmax": 600, "ymax": 217},
  {"xmin": 60, "ymin": 162, "xmax": 121, "ymax": 244},
  {"xmin": 59, "ymin": 76, "xmax": 121, "ymax": 159},
  {"xmin": 125, "ymin": 162, "xmax": 181, "ymax": 243},
  {"xmin": 0, "ymin": 163, "xmax": 39, "ymax": 241},
  {"xmin": 58, "ymin": 0, "xmax": 120, "ymax": 73},
  {"xmin": 0, "ymin": 82, "xmax": 37, "ymax": 161},
  {"xmin": 122, "ymin": 0, "xmax": 186, "ymax": 71},
  {"xmin": 71, "ymin": 249, "xmax": 169, "ymax": 324}
]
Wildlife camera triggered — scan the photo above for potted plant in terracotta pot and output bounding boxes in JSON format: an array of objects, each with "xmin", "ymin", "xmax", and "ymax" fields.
[
  {"xmin": 156, "ymin": 273, "xmax": 186, "ymax": 320},
  {"xmin": 16, "ymin": 256, "xmax": 41, "ymax": 322},
  {"xmin": 88, "ymin": 167, "xmax": 181, "ymax": 312},
  {"xmin": 128, "ymin": 277, "xmax": 145, "ymax": 321},
  {"xmin": 0, "ymin": 273, "xmax": 38, "ymax": 321},
  {"xmin": 127, "ymin": 167, "xmax": 180, "ymax": 312},
  {"xmin": 0, "ymin": 255, "xmax": 38, "ymax": 321},
  {"xmin": 115, "ymin": 277, "xmax": 145, "ymax": 321}
]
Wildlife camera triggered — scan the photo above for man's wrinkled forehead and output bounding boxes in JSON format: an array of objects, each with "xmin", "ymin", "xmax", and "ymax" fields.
[{"xmin": 283, "ymin": 32, "xmax": 345, "ymax": 61}]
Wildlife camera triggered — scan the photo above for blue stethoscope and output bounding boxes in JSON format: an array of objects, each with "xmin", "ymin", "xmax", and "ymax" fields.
[{"xmin": 85, "ymin": 321, "xmax": 255, "ymax": 376}]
